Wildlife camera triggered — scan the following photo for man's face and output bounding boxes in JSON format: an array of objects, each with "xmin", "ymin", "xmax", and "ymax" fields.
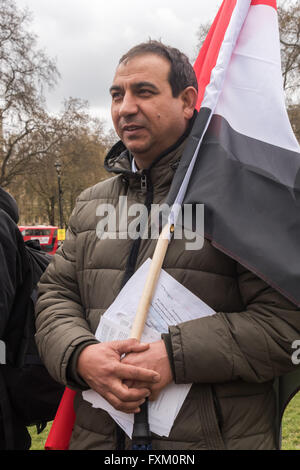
[{"xmin": 110, "ymin": 53, "xmax": 193, "ymax": 168}]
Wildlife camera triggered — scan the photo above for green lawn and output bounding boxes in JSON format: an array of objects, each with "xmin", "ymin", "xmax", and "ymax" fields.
[
  {"xmin": 28, "ymin": 392, "xmax": 300, "ymax": 450},
  {"xmin": 28, "ymin": 422, "xmax": 52, "ymax": 450},
  {"xmin": 281, "ymin": 391, "xmax": 300, "ymax": 450}
]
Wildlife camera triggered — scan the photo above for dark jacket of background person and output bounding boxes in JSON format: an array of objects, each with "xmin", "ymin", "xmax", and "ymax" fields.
[
  {"xmin": 0, "ymin": 187, "xmax": 31, "ymax": 449},
  {"xmin": 35, "ymin": 134, "xmax": 300, "ymax": 450}
]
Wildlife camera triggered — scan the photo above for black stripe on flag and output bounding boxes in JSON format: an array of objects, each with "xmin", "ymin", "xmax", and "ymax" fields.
[{"xmin": 167, "ymin": 112, "xmax": 300, "ymax": 306}]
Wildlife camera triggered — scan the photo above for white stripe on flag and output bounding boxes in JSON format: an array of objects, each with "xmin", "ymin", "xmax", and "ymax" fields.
[
  {"xmin": 201, "ymin": 0, "xmax": 251, "ymax": 112},
  {"xmin": 168, "ymin": 0, "xmax": 251, "ymax": 229},
  {"xmin": 215, "ymin": 4, "xmax": 300, "ymax": 154}
]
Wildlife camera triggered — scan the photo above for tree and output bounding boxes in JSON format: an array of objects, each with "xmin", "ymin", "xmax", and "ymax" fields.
[
  {"xmin": 278, "ymin": 1, "xmax": 300, "ymax": 141},
  {"xmin": 9, "ymin": 98, "xmax": 111, "ymax": 226},
  {"xmin": 287, "ymin": 104, "xmax": 300, "ymax": 143},
  {"xmin": 278, "ymin": 0, "xmax": 300, "ymax": 103},
  {"xmin": 0, "ymin": 0, "xmax": 59, "ymax": 187},
  {"xmin": 0, "ymin": 0, "xmax": 119, "ymax": 225},
  {"xmin": 194, "ymin": 21, "xmax": 210, "ymax": 61},
  {"xmin": 0, "ymin": 0, "xmax": 116, "ymax": 225}
]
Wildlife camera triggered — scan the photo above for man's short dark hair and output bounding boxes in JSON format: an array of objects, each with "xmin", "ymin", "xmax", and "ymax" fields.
[{"xmin": 119, "ymin": 40, "xmax": 198, "ymax": 98}]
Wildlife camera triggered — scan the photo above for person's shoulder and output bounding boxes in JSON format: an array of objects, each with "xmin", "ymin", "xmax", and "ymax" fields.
[
  {"xmin": 0, "ymin": 208, "xmax": 17, "ymax": 234},
  {"xmin": 76, "ymin": 175, "xmax": 124, "ymax": 205},
  {"xmin": 0, "ymin": 208, "xmax": 22, "ymax": 249},
  {"xmin": 68, "ymin": 175, "xmax": 124, "ymax": 233}
]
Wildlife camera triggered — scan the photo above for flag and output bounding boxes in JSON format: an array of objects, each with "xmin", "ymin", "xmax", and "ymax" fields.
[
  {"xmin": 44, "ymin": 388, "xmax": 76, "ymax": 450},
  {"xmin": 167, "ymin": 0, "xmax": 300, "ymax": 306}
]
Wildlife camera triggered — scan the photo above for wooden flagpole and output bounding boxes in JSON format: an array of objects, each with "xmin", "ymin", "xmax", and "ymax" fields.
[
  {"xmin": 130, "ymin": 224, "xmax": 173, "ymax": 340},
  {"xmin": 130, "ymin": 223, "xmax": 173, "ymax": 449}
]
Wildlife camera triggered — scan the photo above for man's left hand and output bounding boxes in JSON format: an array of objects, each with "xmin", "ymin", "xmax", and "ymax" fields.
[{"xmin": 121, "ymin": 339, "xmax": 173, "ymax": 401}]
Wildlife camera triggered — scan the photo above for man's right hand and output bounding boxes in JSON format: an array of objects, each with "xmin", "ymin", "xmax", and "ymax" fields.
[{"xmin": 77, "ymin": 339, "xmax": 160, "ymax": 414}]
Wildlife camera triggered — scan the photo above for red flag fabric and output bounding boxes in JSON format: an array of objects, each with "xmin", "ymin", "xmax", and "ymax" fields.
[
  {"xmin": 194, "ymin": 0, "xmax": 237, "ymax": 110},
  {"xmin": 44, "ymin": 388, "xmax": 76, "ymax": 450}
]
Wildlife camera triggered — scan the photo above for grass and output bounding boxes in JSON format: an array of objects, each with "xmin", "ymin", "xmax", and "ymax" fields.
[
  {"xmin": 28, "ymin": 422, "xmax": 52, "ymax": 450},
  {"xmin": 281, "ymin": 391, "xmax": 300, "ymax": 450},
  {"xmin": 28, "ymin": 392, "xmax": 300, "ymax": 450}
]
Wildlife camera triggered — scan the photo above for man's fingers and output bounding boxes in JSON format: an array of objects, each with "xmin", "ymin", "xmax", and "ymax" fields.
[
  {"xmin": 113, "ymin": 339, "xmax": 150, "ymax": 355},
  {"xmin": 104, "ymin": 391, "xmax": 146, "ymax": 414},
  {"xmin": 148, "ymin": 390, "xmax": 160, "ymax": 402},
  {"xmin": 117, "ymin": 362, "xmax": 160, "ymax": 384},
  {"xmin": 123, "ymin": 379, "xmax": 151, "ymax": 390},
  {"xmin": 123, "ymin": 379, "xmax": 134, "ymax": 388},
  {"xmin": 111, "ymin": 380, "xmax": 151, "ymax": 402}
]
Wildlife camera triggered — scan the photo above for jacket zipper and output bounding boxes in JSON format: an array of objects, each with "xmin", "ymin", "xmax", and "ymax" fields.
[
  {"xmin": 120, "ymin": 170, "xmax": 153, "ymax": 289},
  {"xmin": 140, "ymin": 174, "xmax": 147, "ymax": 193},
  {"xmin": 116, "ymin": 170, "xmax": 154, "ymax": 449}
]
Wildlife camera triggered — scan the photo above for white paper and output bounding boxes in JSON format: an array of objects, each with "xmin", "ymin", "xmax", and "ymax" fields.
[{"xmin": 83, "ymin": 258, "xmax": 215, "ymax": 438}]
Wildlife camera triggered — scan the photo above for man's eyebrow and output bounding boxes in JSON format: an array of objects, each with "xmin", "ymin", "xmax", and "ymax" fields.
[
  {"xmin": 109, "ymin": 85, "xmax": 122, "ymax": 94},
  {"xmin": 133, "ymin": 81, "xmax": 159, "ymax": 91},
  {"xmin": 109, "ymin": 82, "xmax": 159, "ymax": 94}
]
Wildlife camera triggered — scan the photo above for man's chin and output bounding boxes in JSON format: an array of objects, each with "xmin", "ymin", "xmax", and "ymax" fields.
[{"xmin": 124, "ymin": 141, "xmax": 151, "ymax": 155}]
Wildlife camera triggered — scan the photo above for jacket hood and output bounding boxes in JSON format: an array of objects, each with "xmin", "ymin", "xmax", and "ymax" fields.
[{"xmin": 0, "ymin": 186, "xmax": 19, "ymax": 223}]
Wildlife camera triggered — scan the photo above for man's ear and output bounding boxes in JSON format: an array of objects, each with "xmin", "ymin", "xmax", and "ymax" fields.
[{"xmin": 181, "ymin": 86, "xmax": 198, "ymax": 119}]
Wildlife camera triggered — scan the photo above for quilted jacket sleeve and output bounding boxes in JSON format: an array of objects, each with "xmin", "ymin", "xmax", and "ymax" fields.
[
  {"xmin": 35, "ymin": 203, "xmax": 98, "ymax": 386},
  {"xmin": 167, "ymin": 263, "xmax": 300, "ymax": 384}
]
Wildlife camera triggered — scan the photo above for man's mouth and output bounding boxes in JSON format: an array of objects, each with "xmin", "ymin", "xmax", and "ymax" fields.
[{"xmin": 122, "ymin": 125, "xmax": 144, "ymax": 133}]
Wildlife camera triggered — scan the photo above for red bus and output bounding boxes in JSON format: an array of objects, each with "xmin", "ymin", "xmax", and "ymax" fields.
[{"xmin": 19, "ymin": 225, "xmax": 59, "ymax": 255}]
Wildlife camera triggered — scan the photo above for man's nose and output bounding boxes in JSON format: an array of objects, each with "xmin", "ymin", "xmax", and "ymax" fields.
[{"xmin": 119, "ymin": 92, "xmax": 138, "ymax": 117}]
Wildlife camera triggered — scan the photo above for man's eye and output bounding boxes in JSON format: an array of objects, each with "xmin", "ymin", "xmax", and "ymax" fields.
[
  {"xmin": 139, "ymin": 89, "xmax": 153, "ymax": 96},
  {"xmin": 112, "ymin": 93, "xmax": 122, "ymax": 101}
]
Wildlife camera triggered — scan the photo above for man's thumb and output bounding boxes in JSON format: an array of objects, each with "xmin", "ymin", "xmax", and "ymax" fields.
[{"xmin": 114, "ymin": 338, "xmax": 150, "ymax": 355}]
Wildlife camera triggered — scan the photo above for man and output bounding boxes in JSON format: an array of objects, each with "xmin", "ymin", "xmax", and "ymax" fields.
[
  {"xmin": 35, "ymin": 40, "xmax": 300, "ymax": 450},
  {"xmin": 0, "ymin": 187, "xmax": 31, "ymax": 449}
]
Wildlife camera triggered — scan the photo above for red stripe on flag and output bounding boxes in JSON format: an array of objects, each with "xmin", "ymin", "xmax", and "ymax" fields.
[
  {"xmin": 193, "ymin": 0, "xmax": 237, "ymax": 111},
  {"xmin": 251, "ymin": 0, "xmax": 277, "ymax": 9},
  {"xmin": 44, "ymin": 388, "xmax": 76, "ymax": 450}
]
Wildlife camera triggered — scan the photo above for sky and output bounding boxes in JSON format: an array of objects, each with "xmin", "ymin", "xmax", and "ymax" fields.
[{"xmin": 17, "ymin": 0, "xmax": 222, "ymax": 131}]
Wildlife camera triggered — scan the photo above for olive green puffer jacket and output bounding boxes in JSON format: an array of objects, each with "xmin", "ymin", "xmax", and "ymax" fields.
[{"xmin": 35, "ymin": 137, "xmax": 300, "ymax": 450}]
